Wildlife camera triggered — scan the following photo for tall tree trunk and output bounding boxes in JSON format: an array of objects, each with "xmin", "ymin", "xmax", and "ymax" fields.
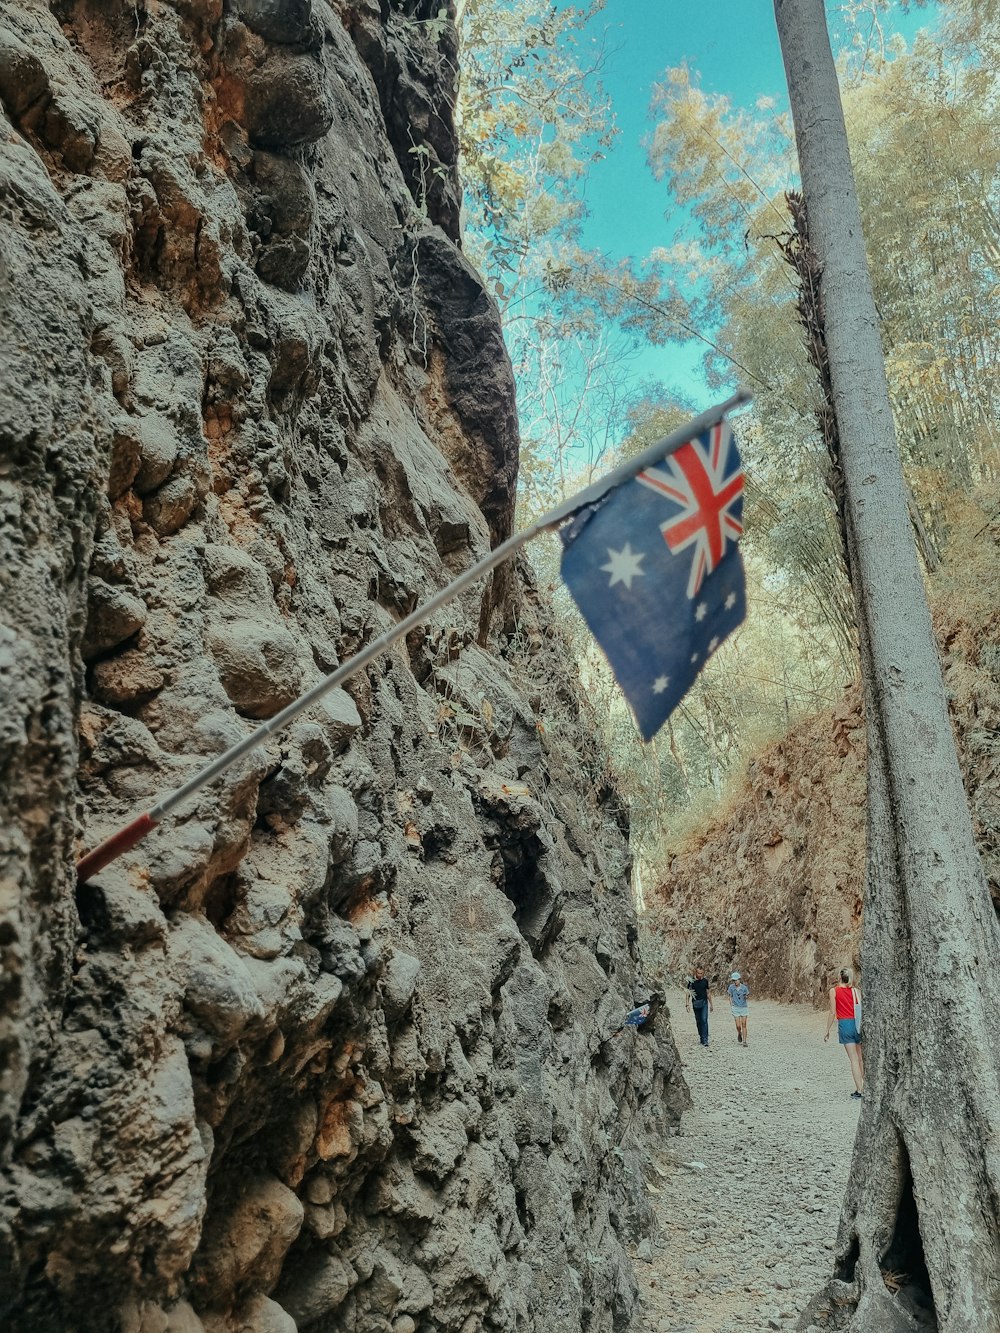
[{"xmin": 773, "ymin": 3, "xmax": 1000, "ymax": 1329}]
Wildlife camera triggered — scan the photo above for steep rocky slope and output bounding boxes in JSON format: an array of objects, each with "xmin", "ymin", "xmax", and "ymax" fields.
[
  {"xmin": 650, "ymin": 689, "xmax": 866, "ymax": 1005},
  {"xmin": 648, "ymin": 493, "xmax": 1000, "ymax": 1005},
  {"xmin": 0, "ymin": 3, "xmax": 687, "ymax": 1329}
]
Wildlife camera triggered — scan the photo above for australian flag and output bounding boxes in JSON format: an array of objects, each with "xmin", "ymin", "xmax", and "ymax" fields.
[{"xmin": 560, "ymin": 415, "xmax": 746, "ymax": 741}]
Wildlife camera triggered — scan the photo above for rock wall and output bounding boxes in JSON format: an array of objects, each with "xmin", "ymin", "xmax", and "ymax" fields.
[
  {"xmin": 647, "ymin": 491, "xmax": 1000, "ymax": 1005},
  {"xmin": 0, "ymin": 3, "xmax": 687, "ymax": 1330},
  {"xmin": 649, "ymin": 690, "xmax": 867, "ymax": 1005}
]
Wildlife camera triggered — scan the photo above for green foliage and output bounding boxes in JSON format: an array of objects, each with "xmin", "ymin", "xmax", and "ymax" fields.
[
  {"xmin": 624, "ymin": 7, "xmax": 1000, "ymax": 658},
  {"xmin": 458, "ymin": 1, "xmax": 653, "ymax": 528},
  {"xmin": 613, "ymin": 3, "xmax": 1000, "ymax": 864},
  {"xmin": 458, "ymin": 0, "xmax": 615, "ymax": 300},
  {"xmin": 456, "ymin": 0, "xmax": 1000, "ymax": 879}
]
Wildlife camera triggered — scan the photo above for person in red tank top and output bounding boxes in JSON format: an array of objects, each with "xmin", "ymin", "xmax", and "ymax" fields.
[{"xmin": 824, "ymin": 968, "xmax": 864, "ymax": 1098}]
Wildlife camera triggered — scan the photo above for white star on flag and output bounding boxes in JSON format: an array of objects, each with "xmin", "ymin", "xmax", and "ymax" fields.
[
  {"xmin": 653, "ymin": 675, "xmax": 669, "ymax": 694},
  {"xmin": 725, "ymin": 591, "xmax": 737, "ymax": 610},
  {"xmin": 601, "ymin": 543, "xmax": 646, "ymax": 590},
  {"xmin": 708, "ymin": 636, "xmax": 719, "ymax": 653},
  {"xmin": 695, "ymin": 602, "xmax": 707, "ymax": 621}
]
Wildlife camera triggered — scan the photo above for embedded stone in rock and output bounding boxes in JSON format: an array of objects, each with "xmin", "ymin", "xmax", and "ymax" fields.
[
  {"xmin": 321, "ymin": 783, "xmax": 360, "ymax": 869},
  {"xmin": 278, "ymin": 1252, "xmax": 355, "ymax": 1326},
  {"xmin": 196, "ymin": 1174, "xmax": 304, "ymax": 1297},
  {"xmin": 134, "ymin": 413, "xmax": 181, "ymax": 495},
  {"xmin": 242, "ymin": 50, "xmax": 335, "ymax": 149},
  {"xmin": 0, "ymin": 29, "xmax": 50, "ymax": 118},
  {"xmin": 290, "ymin": 718, "xmax": 332, "ymax": 779},
  {"xmin": 269, "ymin": 1100, "xmax": 320, "ymax": 1189},
  {"xmin": 42, "ymin": 90, "xmax": 100, "ymax": 173},
  {"xmin": 256, "ymin": 758, "xmax": 312, "ymax": 825},
  {"xmin": 162, "ymin": 1301, "xmax": 205, "ymax": 1332},
  {"xmin": 108, "ymin": 421, "xmax": 143, "ymax": 498},
  {"xmin": 90, "ymin": 522, "xmax": 134, "ymax": 583},
  {"xmin": 319, "ymin": 915, "xmax": 364, "ymax": 981},
  {"xmin": 364, "ymin": 1247, "xmax": 405, "ymax": 1316},
  {"xmin": 91, "ymin": 647, "xmax": 165, "ymax": 706},
  {"xmin": 303, "ymin": 1202, "xmax": 339, "ymax": 1241},
  {"xmin": 381, "ymin": 950, "xmax": 420, "ymax": 1023},
  {"xmin": 76, "ymin": 867, "xmax": 167, "ymax": 951},
  {"xmin": 82, "ymin": 579, "xmax": 147, "ymax": 660},
  {"xmin": 81, "ymin": 705, "xmax": 162, "ymax": 776},
  {"xmin": 256, "ymin": 235, "xmax": 312, "ymax": 291},
  {"xmin": 316, "ymin": 1091, "xmax": 364, "ymax": 1161},
  {"xmin": 202, "ymin": 544, "xmax": 274, "ymax": 607},
  {"xmin": 92, "ymin": 325, "xmax": 135, "ymax": 401},
  {"xmin": 433, "ymin": 517, "xmax": 471, "ymax": 556},
  {"xmin": 219, "ymin": 1295, "xmax": 297, "ymax": 1333},
  {"xmin": 252, "ymin": 152, "xmax": 316, "ymax": 236},
  {"xmin": 148, "ymin": 820, "xmax": 216, "ymax": 903},
  {"xmin": 289, "ymin": 971, "xmax": 344, "ymax": 1030},
  {"xmin": 239, "ymin": 0, "xmax": 314, "ymax": 45},
  {"xmin": 172, "ymin": 913, "xmax": 268, "ymax": 1045},
  {"xmin": 251, "ymin": 153, "xmax": 316, "ymax": 289},
  {"xmin": 144, "ymin": 474, "xmax": 199, "ymax": 536},
  {"xmin": 119, "ymin": 1297, "xmax": 205, "ymax": 1332},
  {"xmin": 224, "ymin": 875, "xmax": 292, "ymax": 959},
  {"xmin": 304, "ymin": 1172, "xmax": 335, "ymax": 1206},
  {"xmin": 312, "ymin": 689, "xmax": 362, "ymax": 754},
  {"xmin": 208, "ymin": 619, "xmax": 303, "ymax": 718},
  {"xmin": 410, "ymin": 1102, "xmax": 469, "ymax": 1182}
]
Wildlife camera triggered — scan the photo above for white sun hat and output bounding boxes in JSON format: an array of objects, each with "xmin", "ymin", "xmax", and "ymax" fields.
[{"xmin": 730, "ymin": 971, "xmax": 742, "ymax": 981}]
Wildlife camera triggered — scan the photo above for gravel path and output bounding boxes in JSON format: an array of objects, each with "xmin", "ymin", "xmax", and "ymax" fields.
[{"xmin": 637, "ymin": 994, "xmax": 860, "ymax": 1333}]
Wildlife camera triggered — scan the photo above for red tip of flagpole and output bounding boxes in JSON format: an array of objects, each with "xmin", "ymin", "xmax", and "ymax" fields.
[{"xmin": 76, "ymin": 812, "xmax": 157, "ymax": 885}]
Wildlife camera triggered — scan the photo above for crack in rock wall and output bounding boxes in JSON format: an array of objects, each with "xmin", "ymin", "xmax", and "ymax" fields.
[{"xmin": 0, "ymin": 2, "xmax": 688, "ymax": 1329}]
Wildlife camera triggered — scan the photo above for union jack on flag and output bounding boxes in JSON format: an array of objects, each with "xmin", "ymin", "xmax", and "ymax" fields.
[
  {"xmin": 636, "ymin": 419, "xmax": 744, "ymax": 599},
  {"xmin": 559, "ymin": 410, "xmax": 747, "ymax": 741}
]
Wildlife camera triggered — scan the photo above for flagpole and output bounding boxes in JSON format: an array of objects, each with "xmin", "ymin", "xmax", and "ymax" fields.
[{"xmin": 76, "ymin": 389, "xmax": 750, "ymax": 883}]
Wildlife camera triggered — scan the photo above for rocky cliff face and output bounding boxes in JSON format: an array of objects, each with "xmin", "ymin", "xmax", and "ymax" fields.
[
  {"xmin": 648, "ymin": 492, "xmax": 1000, "ymax": 1005},
  {"xmin": 0, "ymin": 3, "xmax": 687, "ymax": 1329},
  {"xmin": 650, "ymin": 690, "xmax": 867, "ymax": 1005}
]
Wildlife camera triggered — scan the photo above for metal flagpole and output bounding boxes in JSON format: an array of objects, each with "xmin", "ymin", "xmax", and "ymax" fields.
[{"xmin": 76, "ymin": 389, "xmax": 750, "ymax": 883}]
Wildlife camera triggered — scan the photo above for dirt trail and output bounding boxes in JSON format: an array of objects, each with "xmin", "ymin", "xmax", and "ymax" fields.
[{"xmin": 638, "ymin": 995, "xmax": 860, "ymax": 1333}]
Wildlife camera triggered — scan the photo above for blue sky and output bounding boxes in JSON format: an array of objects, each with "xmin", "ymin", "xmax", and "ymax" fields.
[{"xmin": 573, "ymin": 0, "xmax": 940, "ymax": 402}]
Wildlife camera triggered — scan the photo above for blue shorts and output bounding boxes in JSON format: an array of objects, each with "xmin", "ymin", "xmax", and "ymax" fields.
[{"xmin": 838, "ymin": 1018, "xmax": 861, "ymax": 1045}]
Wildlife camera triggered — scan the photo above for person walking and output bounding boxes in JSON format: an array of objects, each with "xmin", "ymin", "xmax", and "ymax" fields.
[
  {"xmin": 685, "ymin": 967, "xmax": 713, "ymax": 1045},
  {"xmin": 824, "ymin": 968, "xmax": 864, "ymax": 1098},
  {"xmin": 727, "ymin": 972, "xmax": 750, "ymax": 1045}
]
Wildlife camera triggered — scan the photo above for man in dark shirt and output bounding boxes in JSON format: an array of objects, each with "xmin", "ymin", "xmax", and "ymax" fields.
[{"xmin": 685, "ymin": 967, "xmax": 713, "ymax": 1045}]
